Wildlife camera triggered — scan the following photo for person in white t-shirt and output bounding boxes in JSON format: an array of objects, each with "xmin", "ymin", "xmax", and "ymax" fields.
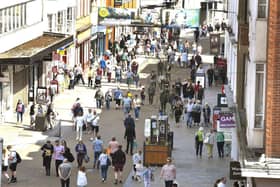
[
  {"xmin": 77, "ymin": 166, "xmax": 87, "ymax": 187},
  {"xmin": 91, "ymin": 110, "xmax": 100, "ymax": 139},
  {"xmin": 217, "ymin": 177, "xmax": 227, "ymax": 187},
  {"xmin": 76, "ymin": 111, "xmax": 85, "ymax": 141}
]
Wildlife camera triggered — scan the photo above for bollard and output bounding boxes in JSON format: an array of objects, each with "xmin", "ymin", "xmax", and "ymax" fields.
[{"xmin": 0, "ymin": 137, "xmax": 3, "ymax": 187}]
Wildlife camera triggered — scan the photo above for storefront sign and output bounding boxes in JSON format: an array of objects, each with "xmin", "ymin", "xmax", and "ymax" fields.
[
  {"xmin": 162, "ymin": 9, "xmax": 200, "ymax": 28},
  {"xmin": 219, "ymin": 112, "xmax": 236, "ymax": 128},
  {"xmin": 114, "ymin": 0, "xmax": 122, "ymax": 6},
  {"xmin": 98, "ymin": 7, "xmax": 133, "ymax": 26},
  {"xmin": 195, "ymin": 73, "xmax": 205, "ymax": 88},
  {"xmin": 77, "ymin": 29, "xmax": 91, "ymax": 44},
  {"xmin": 76, "ymin": 16, "xmax": 91, "ymax": 31},
  {"xmin": 230, "ymin": 161, "xmax": 246, "ymax": 180},
  {"xmin": 212, "ymin": 107, "xmax": 221, "ymax": 129}
]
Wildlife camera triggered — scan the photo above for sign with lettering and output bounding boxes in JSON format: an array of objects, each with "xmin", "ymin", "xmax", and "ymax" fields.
[
  {"xmin": 229, "ymin": 161, "xmax": 246, "ymax": 180},
  {"xmin": 219, "ymin": 112, "xmax": 235, "ymax": 128}
]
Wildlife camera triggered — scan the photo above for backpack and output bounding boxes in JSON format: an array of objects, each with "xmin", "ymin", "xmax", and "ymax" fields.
[{"xmin": 16, "ymin": 152, "xmax": 22, "ymax": 164}]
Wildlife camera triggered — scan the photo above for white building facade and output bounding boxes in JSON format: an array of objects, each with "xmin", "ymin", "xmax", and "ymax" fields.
[{"xmin": 244, "ymin": 0, "xmax": 267, "ymax": 148}]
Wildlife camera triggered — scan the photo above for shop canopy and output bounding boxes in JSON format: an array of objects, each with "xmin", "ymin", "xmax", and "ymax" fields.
[{"xmin": 0, "ymin": 32, "xmax": 73, "ymax": 65}]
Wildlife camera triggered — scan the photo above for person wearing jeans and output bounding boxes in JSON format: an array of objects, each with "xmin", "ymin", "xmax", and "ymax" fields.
[
  {"xmin": 216, "ymin": 131, "xmax": 225, "ymax": 158},
  {"xmin": 92, "ymin": 135, "xmax": 103, "ymax": 168},
  {"xmin": 98, "ymin": 149, "xmax": 110, "ymax": 182},
  {"xmin": 133, "ymin": 95, "xmax": 141, "ymax": 120}
]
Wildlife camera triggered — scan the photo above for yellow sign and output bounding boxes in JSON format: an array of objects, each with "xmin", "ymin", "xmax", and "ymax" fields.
[
  {"xmin": 99, "ymin": 8, "xmax": 109, "ymax": 18},
  {"xmin": 75, "ymin": 15, "xmax": 91, "ymax": 30},
  {"xmin": 77, "ymin": 29, "xmax": 91, "ymax": 44}
]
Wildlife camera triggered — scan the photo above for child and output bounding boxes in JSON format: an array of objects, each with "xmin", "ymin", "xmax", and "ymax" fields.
[
  {"xmin": 132, "ymin": 150, "xmax": 142, "ymax": 180},
  {"xmin": 142, "ymin": 165, "xmax": 154, "ymax": 187},
  {"xmin": 135, "ymin": 160, "xmax": 144, "ymax": 182}
]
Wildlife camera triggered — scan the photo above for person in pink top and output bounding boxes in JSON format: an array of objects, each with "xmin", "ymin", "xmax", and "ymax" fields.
[
  {"xmin": 108, "ymin": 137, "xmax": 119, "ymax": 159},
  {"xmin": 160, "ymin": 157, "xmax": 176, "ymax": 187}
]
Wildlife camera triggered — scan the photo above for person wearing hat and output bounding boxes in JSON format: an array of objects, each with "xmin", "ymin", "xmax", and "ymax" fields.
[
  {"xmin": 160, "ymin": 157, "xmax": 176, "ymax": 187},
  {"xmin": 195, "ymin": 127, "xmax": 204, "ymax": 158}
]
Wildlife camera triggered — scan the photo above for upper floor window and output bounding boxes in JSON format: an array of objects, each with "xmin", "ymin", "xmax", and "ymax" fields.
[
  {"xmin": 258, "ymin": 0, "xmax": 267, "ymax": 18},
  {"xmin": 254, "ymin": 63, "xmax": 265, "ymax": 128},
  {"xmin": 0, "ymin": 3, "xmax": 27, "ymax": 35}
]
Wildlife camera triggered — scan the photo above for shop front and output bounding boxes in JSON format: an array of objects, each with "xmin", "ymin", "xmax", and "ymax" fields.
[
  {"xmin": 76, "ymin": 16, "xmax": 92, "ymax": 70},
  {"xmin": 0, "ymin": 33, "xmax": 73, "ymax": 123}
]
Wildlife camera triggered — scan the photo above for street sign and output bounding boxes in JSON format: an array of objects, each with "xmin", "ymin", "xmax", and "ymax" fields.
[{"xmin": 229, "ymin": 161, "xmax": 246, "ymax": 180}]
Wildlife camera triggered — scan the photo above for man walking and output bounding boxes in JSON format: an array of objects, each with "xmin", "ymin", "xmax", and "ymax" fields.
[
  {"xmin": 207, "ymin": 65, "xmax": 214, "ymax": 87},
  {"xmin": 92, "ymin": 135, "xmax": 103, "ymax": 169},
  {"xmin": 124, "ymin": 118, "xmax": 136, "ymax": 155},
  {"xmin": 195, "ymin": 127, "xmax": 204, "ymax": 158},
  {"xmin": 112, "ymin": 145, "xmax": 126, "ymax": 185},
  {"xmin": 58, "ymin": 159, "xmax": 72, "ymax": 187}
]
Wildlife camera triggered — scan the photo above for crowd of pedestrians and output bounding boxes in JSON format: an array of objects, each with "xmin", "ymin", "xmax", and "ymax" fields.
[{"xmin": 6, "ymin": 24, "xmax": 232, "ymax": 187}]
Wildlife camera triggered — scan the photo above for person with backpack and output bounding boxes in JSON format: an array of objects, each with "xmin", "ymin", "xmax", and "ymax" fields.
[
  {"xmin": 195, "ymin": 127, "xmax": 204, "ymax": 158},
  {"xmin": 7, "ymin": 145, "xmax": 21, "ymax": 183},
  {"xmin": 41, "ymin": 140, "xmax": 54, "ymax": 176},
  {"xmin": 98, "ymin": 148, "xmax": 111, "ymax": 183},
  {"xmin": 105, "ymin": 89, "xmax": 113, "ymax": 110},
  {"xmin": 15, "ymin": 99, "xmax": 25, "ymax": 124}
]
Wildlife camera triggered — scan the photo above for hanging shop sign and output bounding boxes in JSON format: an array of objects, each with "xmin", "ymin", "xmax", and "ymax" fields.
[
  {"xmin": 114, "ymin": 0, "xmax": 122, "ymax": 6},
  {"xmin": 219, "ymin": 111, "xmax": 236, "ymax": 128},
  {"xmin": 230, "ymin": 161, "xmax": 246, "ymax": 180},
  {"xmin": 98, "ymin": 7, "xmax": 135, "ymax": 25},
  {"xmin": 162, "ymin": 9, "xmax": 200, "ymax": 28}
]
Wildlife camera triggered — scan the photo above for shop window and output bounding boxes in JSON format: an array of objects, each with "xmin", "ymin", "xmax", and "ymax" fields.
[
  {"xmin": 254, "ymin": 64, "xmax": 265, "ymax": 128},
  {"xmin": 258, "ymin": 0, "xmax": 267, "ymax": 18},
  {"xmin": 47, "ymin": 14, "xmax": 52, "ymax": 32}
]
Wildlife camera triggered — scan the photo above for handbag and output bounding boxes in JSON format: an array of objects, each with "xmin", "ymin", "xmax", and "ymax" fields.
[
  {"xmin": 204, "ymin": 136, "xmax": 210, "ymax": 144},
  {"xmin": 84, "ymin": 154, "xmax": 90, "ymax": 163}
]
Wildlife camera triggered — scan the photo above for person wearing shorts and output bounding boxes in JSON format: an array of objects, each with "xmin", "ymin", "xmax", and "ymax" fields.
[
  {"xmin": 112, "ymin": 145, "xmax": 126, "ymax": 185},
  {"xmin": 7, "ymin": 145, "xmax": 17, "ymax": 183},
  {"xmin": 2, "ymin": 148, "xmax": 10, "ymax": 183}
]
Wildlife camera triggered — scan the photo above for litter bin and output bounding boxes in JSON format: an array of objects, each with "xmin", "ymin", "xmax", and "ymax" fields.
[
  {"xmin": 168, "ymin": 131, "xmax": 174, "ymax": 150},
  {"xmin": 35, "ymin": 114, "xmax": 47, "ymax": 131}
]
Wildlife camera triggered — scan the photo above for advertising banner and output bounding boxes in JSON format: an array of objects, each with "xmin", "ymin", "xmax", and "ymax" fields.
[
  {"xmin": 98, "ymin": 7, "xmax": 135, "ymax": 26},
  {"xmin": 162, "ymin": 9, "xmax": 200, "ymax": 28},
  {"xmin": 219, "ymin": 111, "xmax": 236, "ymax": 128}
]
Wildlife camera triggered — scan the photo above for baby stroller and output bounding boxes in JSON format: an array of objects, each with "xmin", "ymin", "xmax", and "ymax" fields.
[{"xmin": 94, "ymin": 75, "xmax": 101, "ymax": 89}]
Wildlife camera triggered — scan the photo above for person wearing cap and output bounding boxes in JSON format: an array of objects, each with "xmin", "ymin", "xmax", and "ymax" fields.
[
  {"xmin": 41, "ymin": 140, "xmax": 54, "ymax": 176},
  {"xmin": 195, "ymin": 127, "xmax": 204, "ymax": 158},
  {"xmin": 58, "ymin": 159, "xmax": 72, "ymax": 187},
  {"xmin": 160, "ymin": 157, "xmax": 176, "ymax": 187}
]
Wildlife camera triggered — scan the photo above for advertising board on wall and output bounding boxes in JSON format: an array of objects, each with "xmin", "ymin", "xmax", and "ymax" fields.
[
  {"xmin": 98, "ymin": 7, "xmax": 136, "ymax": 26},
  {"xmin": 162, "ymin": 9, "xmax": 200, "ymax": 28}
]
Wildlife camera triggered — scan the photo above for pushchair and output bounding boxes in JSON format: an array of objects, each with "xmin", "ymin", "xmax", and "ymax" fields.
[{"xmin": 94, "ymin": 75, "xmax": 101, "ymax": 89}]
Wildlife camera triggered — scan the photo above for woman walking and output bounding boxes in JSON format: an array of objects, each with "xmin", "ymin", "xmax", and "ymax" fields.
[
  {"xmin": 98, "ymin": 149, "xmax": 111, "ymax": 182},
  {"xmin": 75, "ymin": 141, "xmax": 87, "ymax": 168}
]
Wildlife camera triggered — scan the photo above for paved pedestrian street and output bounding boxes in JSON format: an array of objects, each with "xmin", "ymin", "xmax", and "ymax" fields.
[{"xmin": 0, "ymin": 55, "xmax": 230, "ymax": 187}]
